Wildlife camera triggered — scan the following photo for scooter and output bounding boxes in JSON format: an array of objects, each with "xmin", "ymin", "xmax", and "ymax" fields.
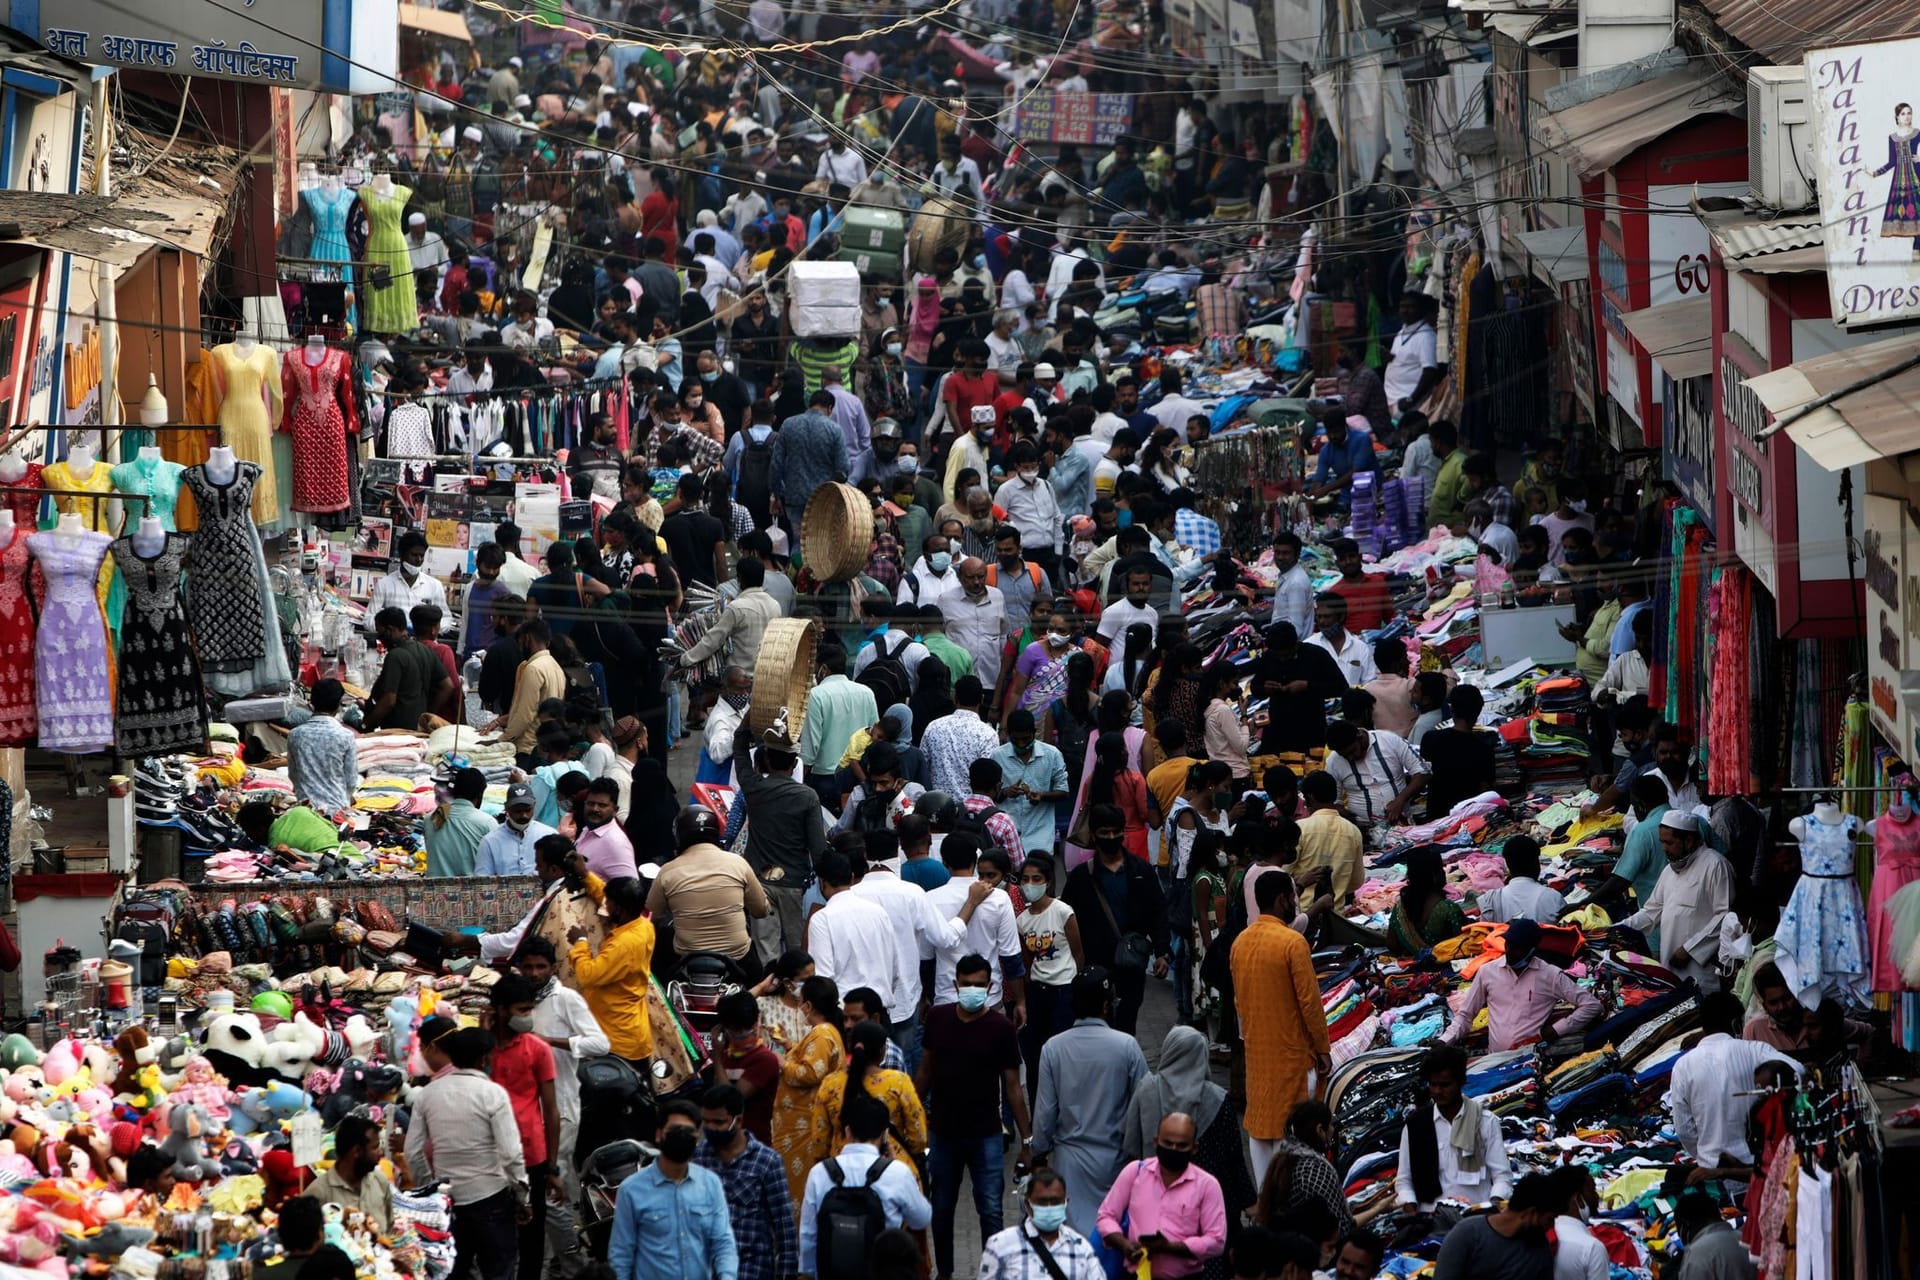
[
  {"xmin": 666, "ymin": 951, "xmax": 749, "ymax": 1055},
  {"xmin": 577, "ymin": 1138, "xmax": 651, "ymax": 1258}
]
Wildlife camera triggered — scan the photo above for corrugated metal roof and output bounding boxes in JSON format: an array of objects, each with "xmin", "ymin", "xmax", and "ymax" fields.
[
  {"xmin": 1535, "ymin": 67, "xmax": 1743, "ymax": 177},
  {"xmin": 0, "ymin": 183, "xmax": 227, "ymax": 268},
  {"xmin": 1748, "ymin": 332, "xmax": 1920, "ymax": 470},
  {"xmin": 1697, "ymin": 0, "xmax": 1920, "ymax": 67},
  {"xmin": 1694, "ymin": 202, "xmax": 1827, "ymax": 274},
  {"xmin": 1620, "ymin": 297, "xmax": 1712, "ymax": 380}
]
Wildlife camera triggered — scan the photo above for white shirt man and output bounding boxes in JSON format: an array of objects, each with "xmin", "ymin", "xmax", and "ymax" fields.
[
  {"xmin": 1150, "ymin": 390, "xmax": 1207, "ymax": 435},
  {"xmin": 924, "ymin": 874, "xmax": 1023, "ymax": 1006},
  {"xmin": 1307, "ymin": 628, "xmax": 1378, "ymax": 684},
  {"xmin": 1384, "ymin": 319, "xmax": 1438, "ymax": 407},
  {"xmin": 1096, "ymin": 598, "xmax": 1159, "ymax": 645},
  {"xmin": 407, "ymin": 217, "xmax": 449, "ymax": 278},
  {"xmin": 1392, "ymin": 1100, "xmax": 1511, "ymax": 1211},
  {"xmin": 898, "ymin": 557, "xmax": 960, "ymax": 607},
  {"xmin": 816, "ymin": 144, "xmax": 868, "ymax": 188},
  {"xmin": 854, "ymin": 627, "xmax": 930, "ymax": 681},
  {"xmin": 933, "ymin": 154, "xmax": 986, "ymax": 204},
  {"xmin": 1274, "ymin": 562, "xmax": 1314, "ymax": 641},
  {"xmin": 939, "ymin": 580, "xmax": 1009, "ymax": 687},
  {"xmin": 1044, "ymin": 248, "xmax": 1103, "ymax": 321},
  {"xmin": 1621, "ymin": 820, "xmax": 1735, "ymax": 990},
  {"xmin": 849, "ymin": 867, "xmax": 976, "ymax": 1026},
  {"xmin": 1327, "ymin": 728, "xmax": 1424, "ymax": 830},
  {"xmin": 798, "ymin": 1142, "xmax": 931, "ymax": 1275},
  {"xmin": 808, "ymin": 883, "xmax": 901, "ymax": 1004},
  {"xmin": 367, "ymin": 566, "xmax": 448, "ymax": 629},
  {"xmin": 1670, "ymin": 1033, "xmax": 1795, "ymax": 1167},
  {"xmin": 1479, "ymin": 876, "xmax": 1567, "ymax": 924},
  {"xmin": 1553, "ymin": 1213, "xmax": 1610, "ymax": 1280},
  {"xmin": 995, "ymin": 471, "xmax": 1063, "ymax": 556},
  {"xmin": 530, "ymin": 965, "xmax": 609, "ymax": 1189}
]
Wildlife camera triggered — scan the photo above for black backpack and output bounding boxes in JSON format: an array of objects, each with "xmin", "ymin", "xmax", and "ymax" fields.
[
  {"xmin": 736, "ymin": 429, "xmax": 775, "ymax": 527},
  {"xmin": 856, "ymin": 633, "xmax": 912, "ymax": 712},
  {"xmin": 815, "ymin": 1156, "xmax": 891, "ymax": 1280},
  {"xmin": 954, "ymin": 801, "xmax": 1016, "ymax": 857}
]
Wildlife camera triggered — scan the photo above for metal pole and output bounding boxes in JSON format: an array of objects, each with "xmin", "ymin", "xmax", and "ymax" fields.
[{"xmin": 91, "ymin": 76, "xmax": 119, "ymax": 461}]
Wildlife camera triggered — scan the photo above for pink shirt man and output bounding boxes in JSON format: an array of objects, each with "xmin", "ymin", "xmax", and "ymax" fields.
[
  {"xmin": 576, "ymin": 820, "xmax": 639, "ymax": 882},
  {"xmin": 1439, "ymin": 955, "xmax": 1602, "ymax": 1051},
  {"xmin": 1096, "ymin": 1157, "xmax": 1227, "ymax": 1279}
]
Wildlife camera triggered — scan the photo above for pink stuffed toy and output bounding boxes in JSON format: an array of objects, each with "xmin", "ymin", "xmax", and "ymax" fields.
[{"xmin": 167, "ymin": 1057, "xmax": 231, "ymax": 1123}]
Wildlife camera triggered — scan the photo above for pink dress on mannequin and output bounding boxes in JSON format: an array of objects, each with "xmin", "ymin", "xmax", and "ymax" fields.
[{"xmin": 1870, "ymin": 805, "xmax": 1920, "ymax": 991}]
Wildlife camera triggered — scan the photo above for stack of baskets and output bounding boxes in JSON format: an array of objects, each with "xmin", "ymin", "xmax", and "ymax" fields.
[{"xmin": 751, "ymin": 618, "xmax": 822, "ymax": 737}]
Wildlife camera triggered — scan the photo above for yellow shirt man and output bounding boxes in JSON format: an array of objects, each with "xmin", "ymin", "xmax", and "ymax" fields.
[
  {"xmin": 1291, "ymin": 804, "xmax": 1366, "ymax": 902},
  {"xmin": 570, "ymin": 914, "xmax": 657, "ymax": 1062}
]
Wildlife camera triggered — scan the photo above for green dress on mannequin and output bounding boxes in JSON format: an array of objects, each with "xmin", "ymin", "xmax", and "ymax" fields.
[{"xmin": 360, "ymin": 180, "xmax": 418, "ymax": 335}]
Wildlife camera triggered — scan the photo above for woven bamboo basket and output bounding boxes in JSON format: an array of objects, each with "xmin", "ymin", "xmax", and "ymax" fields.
[
  {"xmin": 750, "ymin": 617, "xmax": 821, "ymax": 736},
  {"xmin": 801, "ymin": 481, "xmax": 874, "ymax": 583},
  {"xmin": 907, "ymin": 195, "xmax": 971, "ymax": 276}
]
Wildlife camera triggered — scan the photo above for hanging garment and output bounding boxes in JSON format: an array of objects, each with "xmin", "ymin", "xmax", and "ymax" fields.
[
  {"xmin": 0, "ymin": 462, "xmax": 43, "ymax": 527},
  {"xmin": 209, "ymin": 343, "xmax": 286, "ymax": 524},
  {"xmin": 1869, "ymin": 809, "xmax": 1920, "ymax": 991},
  {"xmin": 282, "ymin": 346, "xmax": 358, "ymax": 512},
  {"xmin": 384, "ymin": 400, "xmax": 435, "ymax": 458},
  {"xmin": 182, "ymin": 462, "xmax": 269, "ymax": 674},
  {"xmin": 112, "ymin": 534, "xmax": 207, "ymax": 755},
  {"xmin": 42, "ymin": 457, "xmax": 123, "ymax": 633},
  {"xmin": 0, "ymin": 523, "xmax": 37, "ymax": 745},
  {"xmin": 27, "ymin": 529, "xmax": 113, "ymax": 753},
  {"xmin": 108, "ymin": 456, "xmax": 187, "ymax": 531},
  {"xmin": 304, "ymin": 184, "xmax": 354, "ymax": 279},
  {"xmin": 1774, "ymin": 812, "xmax": 1871, "ymax": 1007},
  {"xmin": 360, "ymin": 182, "xmax": 419, "ymax": 334}
]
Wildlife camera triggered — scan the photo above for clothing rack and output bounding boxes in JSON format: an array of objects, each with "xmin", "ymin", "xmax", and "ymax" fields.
[
  {"xmin": 430, "ymin": 454, "xmax": 559, "ymax": 465},
  {"xmin": 0, "ymin": 485, "xmax": 151, "ymax": 508},
  {"xmin": 394, "ymin": 377, "xmax": 626, "ymax": 402}
]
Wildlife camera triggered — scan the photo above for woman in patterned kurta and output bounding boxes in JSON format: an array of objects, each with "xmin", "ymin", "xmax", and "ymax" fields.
[
  {"xmin": 808, "ymin": 1022, "xmax": 930, "ymax": 1186},
  {"xmin": 771, "ymin": 977, "xmax": 845, "ymax": 1207}
]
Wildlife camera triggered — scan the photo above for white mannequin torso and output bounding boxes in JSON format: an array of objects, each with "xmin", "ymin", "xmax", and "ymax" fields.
[
  {"xmin": 138, "ymin": 445, "xmax": 162, "ymax": 464},
  {"xmin": 233, "ymin": 334, "xmax": 257, "ymax": 358},
  {"xmin": 55, "ymin": 512, "xmax": 84, "ymax": 536},
  {"xmin": 1789, "ymin": 800, "xmax": 1847, "ymax": 842},
  {"xmin": 0, "ymin": 509, "xmax": 16, "ymax": 536},
  {"xmin": 305, "ymin": 336, "xmax": 327, "ymax": 365},
  {"xmin": 65, "ymin": 444, "xmax": 94, "ymax": 483},
  {"xmin": 372, "ymin": 172, "xmax": 395, "ymax": 197},
  {"xmin": 205, "ymin": 446, "xmax": 238, "ymax": 485},
  {"xmin": 0, "ymin": 452, "xmax": 26, "ymax": 483},
  {"xmin": 131, "ymin": 516, "xmax": 166, "ymax": 557}
]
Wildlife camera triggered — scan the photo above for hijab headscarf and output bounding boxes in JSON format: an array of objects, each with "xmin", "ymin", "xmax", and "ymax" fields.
[
  {"xmin": 883, "ymin": 703, "xmax": 913, "ymax": 740},
  {"xmin": 1120, "ymin": 1026, "xmax": 1226, "ymax": 1158}
]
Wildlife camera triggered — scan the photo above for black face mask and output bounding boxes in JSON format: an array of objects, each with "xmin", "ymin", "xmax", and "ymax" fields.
[
  {"xmin": 703, "ymin": 1124, "xmax": 738, "ymax": 1148},
  {"xmin": 1094, "ymin": 835, "xmax": 1124, "ymax": 856},
  {"xmin": 657, "ymin": 1127, "xmax": 700, "ymax": 1162},
  {"xmin": 1155, "ymin": 1145, "xmax": 1192, "ymax": 1174}
]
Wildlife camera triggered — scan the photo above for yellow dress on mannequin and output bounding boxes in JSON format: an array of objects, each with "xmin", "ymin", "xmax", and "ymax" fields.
[{"xmin": 208, "ymin": 342, "xmax": 284, "ymax": 524}]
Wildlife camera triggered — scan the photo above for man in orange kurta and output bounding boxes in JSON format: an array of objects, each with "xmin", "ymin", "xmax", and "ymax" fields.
[{"xmin": 1231, "ymin": 870, "xmax": 1331, "ymax": 1193}]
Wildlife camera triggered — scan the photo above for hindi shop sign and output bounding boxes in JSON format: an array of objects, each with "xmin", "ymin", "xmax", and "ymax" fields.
[
  {"xmin": 1806, "ymin": 39, "xmax": 1920, "ymax": 327},
  {"xmin": 1011, "ymin": 93, "xmax": 1133, "ymax": 146},
  {"xmin": 38, "ymin": 0, "xmax": 328, "ymax": 89}
]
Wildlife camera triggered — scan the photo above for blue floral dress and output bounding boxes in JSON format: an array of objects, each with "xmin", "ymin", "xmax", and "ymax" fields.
[{"xmin": 1774, "ymin": 812, "xmax": 1870, "ymax": 1007}]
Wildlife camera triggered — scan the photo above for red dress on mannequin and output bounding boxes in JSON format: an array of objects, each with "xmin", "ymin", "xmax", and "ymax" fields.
[
  {"xmin": 0, "ymin": 522, "xmax": 39, "ymax": 744},
  {"xmin": 280, "ymin": 346, "xmax": 359, "ymax": 514}
]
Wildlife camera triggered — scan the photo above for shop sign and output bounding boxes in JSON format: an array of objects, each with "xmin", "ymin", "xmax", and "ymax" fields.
[
  {"xmin": 1605, "ymin": 322, "xmax": 1640, "ymax": 425},
  {"xmin": 1662, "ymin": 373, "xmax": 1715, "ymax": 529},
  {"xmin": 1806, "ymin": 39, "xmax": 1920, "ymax": 327},
  {"xmin": 1867, "ymin": 493, "xmax": 1906, "ymax": 744},
  {"xmin": 1722, "ymin": 354, "xmax": 1771, "ymax": 519},
  {"xmin": 35, "ymin": 0, "xmax": 330, "ymax": 89},
  {"xmin": 1010, "ymin": 93, "xmax": 1133, "ymax": 146}
]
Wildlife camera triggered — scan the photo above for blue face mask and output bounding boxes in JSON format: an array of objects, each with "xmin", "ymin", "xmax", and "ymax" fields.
[
  {"xmin": 956, "ymin": 987, "xmax": 992, "ymax": 1013},
  {"xmin": 701, "ymin": 370, "xmax": 719, "ymax": 383},
  {"xmin": 1031, "ymin": 1204, "xmax": 1069, "ymax": 1233},
  {"xmin": 929, "ymin": 551, "xmax": 953, "ymax": 573},
  {"xmin": 1117, "ymin": 510, "xmax": 1133, "ymax": 528},
  {"xmin": 1507, "ymin": 953, "xmax": 1533, "ymax": 973}
]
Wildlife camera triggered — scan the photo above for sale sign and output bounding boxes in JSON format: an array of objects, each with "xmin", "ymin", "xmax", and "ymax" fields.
[{"xmin": 1011, "ymin": 92, "xmax": 1133, "ymax": 145}]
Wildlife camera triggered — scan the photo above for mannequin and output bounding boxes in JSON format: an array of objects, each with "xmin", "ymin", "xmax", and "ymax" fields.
[
  {"xmin": 1871, "ymin": 780, "xmax": 1920, "ymax": 992},
  {"xmin": 208, "ymin": 334, "xmax": 283, "ymax": 523},
  {"xmin": 131, "ymin": 515, "xmax": 166, "ymax": 558},
  {"xmin": 139, "ymin": 445, "xmax": 163, "ymax": 464},
  {"xmin": 0, "ymin": 509, "xmax": 16, "ymax": 535},
  {"xmin": 55, "ymin": 511, "xmax": 84, "ymax": 536},
  {"xmin": 359, "ymin": 172, "xmax": 417, "ymax": 335},
  {"xmin": 0, "ymin": 453, "xmax": 25, "ymax": 483},
  {"xmin": 371, "ymin": 171, "xmax": 394, "ymax": 197},
  {"xmin": 282, "ymin": 333, "xmax": 359, "ymax": 516},
  {"xmin": 65, "ymin": 443, "xmax": 94, "ymax": 483},
  {"xmin": 1775, "ymin": 797, "xmax": 1870, "ymax": 1007},
  {"xmin": 323, "ymin": 171, "xmax": 342, "ymax": 195},
  {"xmin": 205, "ymin": 445, "xmax": 238, "ymax": 485},
  {"xmin": 26, "ymin": 508, "xmax": 114, "ymax": 753},
  {"xmin": 305, "ymin": 334, "xmax": 326, "ymax": 363}
]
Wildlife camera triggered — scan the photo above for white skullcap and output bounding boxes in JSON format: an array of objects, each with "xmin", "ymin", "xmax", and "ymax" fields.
[
  {"xmin": 462, "ymin": 126, "xmax": 484, "ymax": 143},
  {"xmin": 407, "ymin": 212, "xmax": 426, "ymax": 226},
  {"xmin": 508, "ymin": 56, "xmax": 523, "ymax": 68},
  {"xmin": 514, "ymin": 93, "xmax": 532, "ymax": 108},
  {"xmin": 970, "ymin": 405, "xmax": 997, "ymax": 424},
  {"xmin": 1659, "ymin": 810, "xmax": 1700, "ymax": 834}
]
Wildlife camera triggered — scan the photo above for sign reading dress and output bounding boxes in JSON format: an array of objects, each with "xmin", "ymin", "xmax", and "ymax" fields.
[{"xmin": 27, "ymin": 529, "xmax": 114, "ymax": 753}]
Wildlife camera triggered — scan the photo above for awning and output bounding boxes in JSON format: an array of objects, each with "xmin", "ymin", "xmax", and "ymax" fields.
[
  {"xmin": 1535, "ymin": 68, "xmax": 1743, "ymax": 178},
  {"xmin": 1619, "ymin": 297, "xmax": 1711, "ymax": 381},
  {"xmin": 0, "ymin": 184, "xmax": 228, "ymax": 268},
  {"xmin": 1515, "ymin": 224, "xmax": 1588, "ymax": 285},
  {"xmin": 1745, "ymin": 333, "xmax": 1920, "ymax": 471},
  {"xmin": 398, "ymin": 3, "xmax": 474, "ymax": 42}
]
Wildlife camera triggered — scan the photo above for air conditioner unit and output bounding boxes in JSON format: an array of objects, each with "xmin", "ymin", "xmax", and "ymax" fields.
[{"xmin": 1748, "ymin": 65, "xmax": 1814, "ymax": 211}]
